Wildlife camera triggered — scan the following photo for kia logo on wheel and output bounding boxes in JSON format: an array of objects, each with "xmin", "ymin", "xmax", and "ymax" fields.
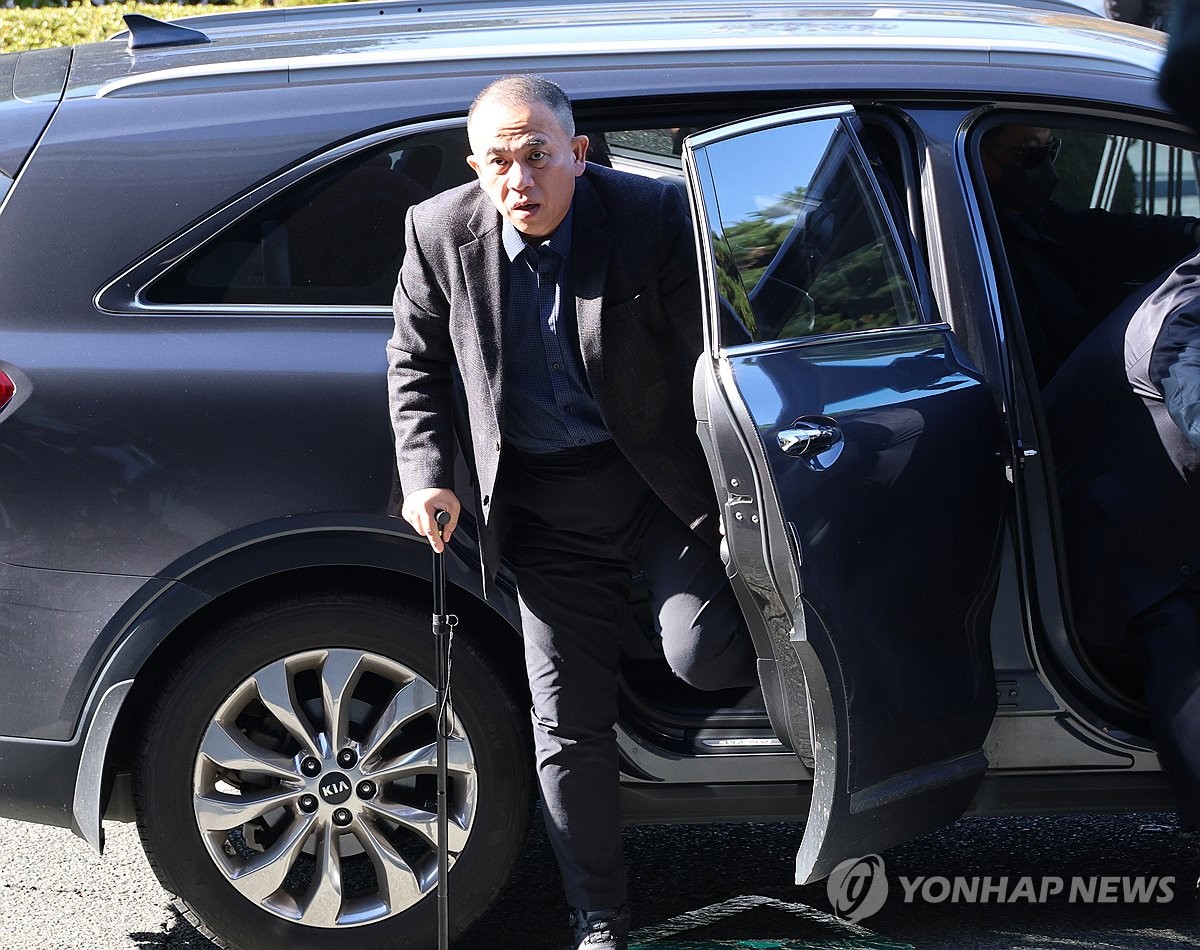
[{"xmin": 318, "ymin": 773, "xmax": 352, "ymax": 805}]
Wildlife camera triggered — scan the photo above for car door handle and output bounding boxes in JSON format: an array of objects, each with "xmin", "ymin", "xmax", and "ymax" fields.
[{"xmin": 777, "ymin": 419, "xmax": 841, "ymax": 458}]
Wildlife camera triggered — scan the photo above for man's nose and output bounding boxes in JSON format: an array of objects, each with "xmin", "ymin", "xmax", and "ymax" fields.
[{"xmin": 507, "ymin": 161, "xmax": 534, "ymax": 189}]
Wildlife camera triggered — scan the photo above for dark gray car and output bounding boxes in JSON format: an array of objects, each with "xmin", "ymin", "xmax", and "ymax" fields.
[{"xmin": 0, "ymin": 1, "xmax": 1193, "ymax": 947}]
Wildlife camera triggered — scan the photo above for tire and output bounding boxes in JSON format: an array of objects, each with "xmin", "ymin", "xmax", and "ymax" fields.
[{"xmin": 134, "ymin": 591, "xmax": 532, "ymax": 950}]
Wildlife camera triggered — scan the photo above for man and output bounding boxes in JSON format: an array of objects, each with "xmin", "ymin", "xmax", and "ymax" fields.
[
  {"xmin": 387, "ymin": 75, "xmax": 757, "ymax": 949},
  {"xmin": 1043, "ymin": 250, "xmax": 1200, "ymax": 836},
  {"xmin": 981, "ymin": 123, "xmax": 1200, "ymax": 386}
]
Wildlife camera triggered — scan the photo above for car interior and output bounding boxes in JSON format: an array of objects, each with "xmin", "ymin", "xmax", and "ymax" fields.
[{"xmin": 974, "ymin": 111, "xmax": 1200, "ymax": 731}]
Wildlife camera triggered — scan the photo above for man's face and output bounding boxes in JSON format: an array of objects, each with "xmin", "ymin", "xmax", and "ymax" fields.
[
  {"xmin": 982, "ymin": 125, "xmax": 1055, "ymax": 183},
  {"xmin": 467, "ymin": 98, "xmax": 589, "ymax": 239}
]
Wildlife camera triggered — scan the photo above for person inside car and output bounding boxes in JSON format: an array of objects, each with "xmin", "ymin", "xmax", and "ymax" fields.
[{"xmin": 981, "ymin": 122, "xmax": 1200, "ymax": 386}]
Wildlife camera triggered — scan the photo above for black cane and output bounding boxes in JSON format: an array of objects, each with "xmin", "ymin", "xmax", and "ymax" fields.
[{"xmin": 431, "ymin": 508, "xmax": 455, "ymax": 950}]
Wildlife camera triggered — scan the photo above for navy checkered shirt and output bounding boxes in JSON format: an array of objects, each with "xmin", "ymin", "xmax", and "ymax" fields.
[{"xmin": 501, "ymin": 207, "xmax": 611, "ymax": 453}]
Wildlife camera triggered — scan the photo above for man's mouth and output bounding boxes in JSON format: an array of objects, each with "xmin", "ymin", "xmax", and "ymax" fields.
[{"xmin": 511, "ymin": 200, "xmax": 539, "ymax": 216}]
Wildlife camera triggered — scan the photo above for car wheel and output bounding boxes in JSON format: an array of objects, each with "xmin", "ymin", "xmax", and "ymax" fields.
[{"xmin": 134, "ymin": 591, "xmax": 532, "ymax": 950}]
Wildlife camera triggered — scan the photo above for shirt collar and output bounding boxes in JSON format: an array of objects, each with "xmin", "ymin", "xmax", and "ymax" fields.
[{"xmin": 501, "ymin": 203, "xmax": 575, "ymax": 264}]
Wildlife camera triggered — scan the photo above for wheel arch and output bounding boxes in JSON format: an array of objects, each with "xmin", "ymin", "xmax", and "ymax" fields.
[{"xmin": 75, "ymin": 525, "xmax": 525, "ymax": 848}]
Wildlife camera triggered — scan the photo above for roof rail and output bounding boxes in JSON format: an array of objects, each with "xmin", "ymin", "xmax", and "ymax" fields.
[
  {"xmin": 107, "ymin": 0, "xmax": 1107, "ymax": 45},
  {"xmin": 111, "ymin": 0, "xmax": 606, "ymax": 36},
  {"xmin": 122, "ymin": 13, "xmax": 211, "ymax": 50}
]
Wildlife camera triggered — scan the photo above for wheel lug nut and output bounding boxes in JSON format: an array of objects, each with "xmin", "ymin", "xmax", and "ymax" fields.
[
  {"xmin": 300, "ymin": 756, "xmax": 322, "ymax": 777},
  {"xmin": 332, "ymin": 808, "xmax": 353, "ymax": 826},
  {"xmin": 336, "ymin": 748, "xmax": 357, "ymax": 769},
  {"xmin": 356, "ymin": 780, "xmax": 377, "ymax": 800},
  {"xmin": 298, "ymin": 794, "xmax": 318, "ymax": 813}
]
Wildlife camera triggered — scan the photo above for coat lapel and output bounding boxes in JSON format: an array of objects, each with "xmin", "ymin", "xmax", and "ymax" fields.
[
  {"xmin": 571, "ymin": 174, "xmax": 613, "ymax": 399},
  {"xmin": 459, "ymin": 194, "xmax": 506, "ymax": 427}
]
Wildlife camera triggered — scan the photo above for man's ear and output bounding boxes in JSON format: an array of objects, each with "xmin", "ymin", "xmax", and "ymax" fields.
[
  {"xmin": 572, "ymin": 134, "xmax": 590, "ymax": 173},
  {"xmin": 466, "ymin": 154, "xmax": 482, "ymax": 177}
]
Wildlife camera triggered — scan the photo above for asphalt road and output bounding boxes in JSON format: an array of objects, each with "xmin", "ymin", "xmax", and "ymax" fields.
[{"xmin": 0, "ymin": 811, "xmax": 1196, "ymax": 949}]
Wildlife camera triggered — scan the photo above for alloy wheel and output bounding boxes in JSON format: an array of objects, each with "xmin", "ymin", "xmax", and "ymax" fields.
[{"xmin": 191, "ymin": 647, "xmax": 476, "ymax": 927}]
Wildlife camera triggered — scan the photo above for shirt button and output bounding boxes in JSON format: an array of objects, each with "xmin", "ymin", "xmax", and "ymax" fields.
[
  {"xmin": 551, "ymin": 362, "xmax": 561, "ymax": 371},
  {"xmin": 1182, "ymin": 565, "xmax": 1192, "ymax": 576}
]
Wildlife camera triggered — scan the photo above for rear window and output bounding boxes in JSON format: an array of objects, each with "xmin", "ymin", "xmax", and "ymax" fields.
[{"xmin": 145, "ymin": 130, "xmax": 472, "ymax": 308}]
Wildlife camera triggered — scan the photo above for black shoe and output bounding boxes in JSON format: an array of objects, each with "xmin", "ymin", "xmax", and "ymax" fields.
[{"xmin": 569, "ymin": 904, "xmax": 630, "ymax": 950}]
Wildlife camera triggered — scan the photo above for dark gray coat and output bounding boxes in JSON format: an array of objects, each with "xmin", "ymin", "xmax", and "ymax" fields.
[{"xmin": 387, "ymin": 163, "xmax": 719, "ymax": 591}]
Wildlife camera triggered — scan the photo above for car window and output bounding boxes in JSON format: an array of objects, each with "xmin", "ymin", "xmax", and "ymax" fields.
[
  {"xmin": 695, "ymin": 116, "xmax": 922, "ymax": 346},
  {"xmin": 604, "ymin": 128, "xmax": 688, "ymax": 173},
  {"xmin": 977, "ymin": 117, "xmax": 1200, "ymax": 385},
  {"xmin": 144, "ymin": 128, "xmax": 474, "ymax": 308},
  {"xmin": 1055, "ymin": 129, "xmax": 1200, "ymax": 219},
  {"xmin": 145, "ymin": 124, "xmax": 690, "ymax": 310}
]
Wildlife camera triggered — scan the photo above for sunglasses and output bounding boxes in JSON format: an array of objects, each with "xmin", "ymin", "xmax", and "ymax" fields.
[{"xmin": 986, "ymin": 136, "xmax": 1062, "ymax": 170}]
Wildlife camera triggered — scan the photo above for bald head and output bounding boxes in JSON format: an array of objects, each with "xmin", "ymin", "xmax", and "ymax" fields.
[{"xmin": 468, "ymin": 75, "xmax": 575, "ymax": 148}]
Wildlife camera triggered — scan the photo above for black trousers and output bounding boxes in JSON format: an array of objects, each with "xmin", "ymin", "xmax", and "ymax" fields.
[
  {"xmin": 499, "ymin": 440, "xmax": 758, "ymax": 910},
  {"xmin": 1132, "ymin": 582, "xmax": 1200, "ymax": 829}
]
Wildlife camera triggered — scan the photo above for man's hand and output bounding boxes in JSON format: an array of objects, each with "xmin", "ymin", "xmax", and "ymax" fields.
[{"xmin": 401, "ymin": 488, "xmax": 461, "ymax": 552}]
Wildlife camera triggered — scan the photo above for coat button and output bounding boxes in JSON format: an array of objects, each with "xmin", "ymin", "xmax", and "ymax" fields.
[{"xmin": 1182, "ymin": 565, "xmax": 1192, "ymax": 576}]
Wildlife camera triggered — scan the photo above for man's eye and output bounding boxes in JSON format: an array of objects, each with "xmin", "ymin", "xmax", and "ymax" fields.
[{"xmin": 529, "ymin": 151, "xmax": 546, "ymax": 162}]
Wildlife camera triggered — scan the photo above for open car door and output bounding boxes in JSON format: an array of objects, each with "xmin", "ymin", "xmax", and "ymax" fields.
[{"xmin": 683, "ymin": 107, "xmax": 1008, "ymax": 883}]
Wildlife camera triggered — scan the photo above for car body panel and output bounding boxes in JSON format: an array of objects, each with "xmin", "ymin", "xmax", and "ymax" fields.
[{"xmin": 0, "ymin": 48, "xmax": 69, "ymax": 191}]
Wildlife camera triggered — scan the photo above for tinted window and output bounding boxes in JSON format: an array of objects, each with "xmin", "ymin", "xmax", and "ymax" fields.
[
  {"xmin": 145, "ymin": 125, "xmax": 686, "ymax": 309},
  {"xmin": 978, "ymin": 117, "xmax": 1200, "ymax": 383},
  {"xmin": 1054, "ymin": 129, "xmax": 1200, "ymax": 219},
  {"xmin": 695, "ymin": 117, "xmax": 921, "ymax": 346},
  {"xmin": 146, "ymin": 129, "xmax": 473, "ymax": 307}
]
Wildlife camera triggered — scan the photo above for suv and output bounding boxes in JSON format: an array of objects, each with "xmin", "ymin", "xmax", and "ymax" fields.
[{"xmin": 0, "ymin": 1, "xmax": 1194, "ymax": 947}]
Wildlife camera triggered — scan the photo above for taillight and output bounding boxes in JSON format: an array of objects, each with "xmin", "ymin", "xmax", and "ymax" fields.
[{"xmin": 0, "ymin": 370, "xmax": 13, "ymax": 411}]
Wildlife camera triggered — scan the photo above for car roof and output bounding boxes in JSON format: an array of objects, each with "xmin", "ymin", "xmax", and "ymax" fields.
[{"xmin": 68, "ymin": 0, "xmax": 1166, "ymax": 101}]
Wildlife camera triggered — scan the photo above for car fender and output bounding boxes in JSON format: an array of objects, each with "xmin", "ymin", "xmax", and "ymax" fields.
[{"xmin": 69, "ymin": 515, "xmax": 516, "ymax": 853}]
